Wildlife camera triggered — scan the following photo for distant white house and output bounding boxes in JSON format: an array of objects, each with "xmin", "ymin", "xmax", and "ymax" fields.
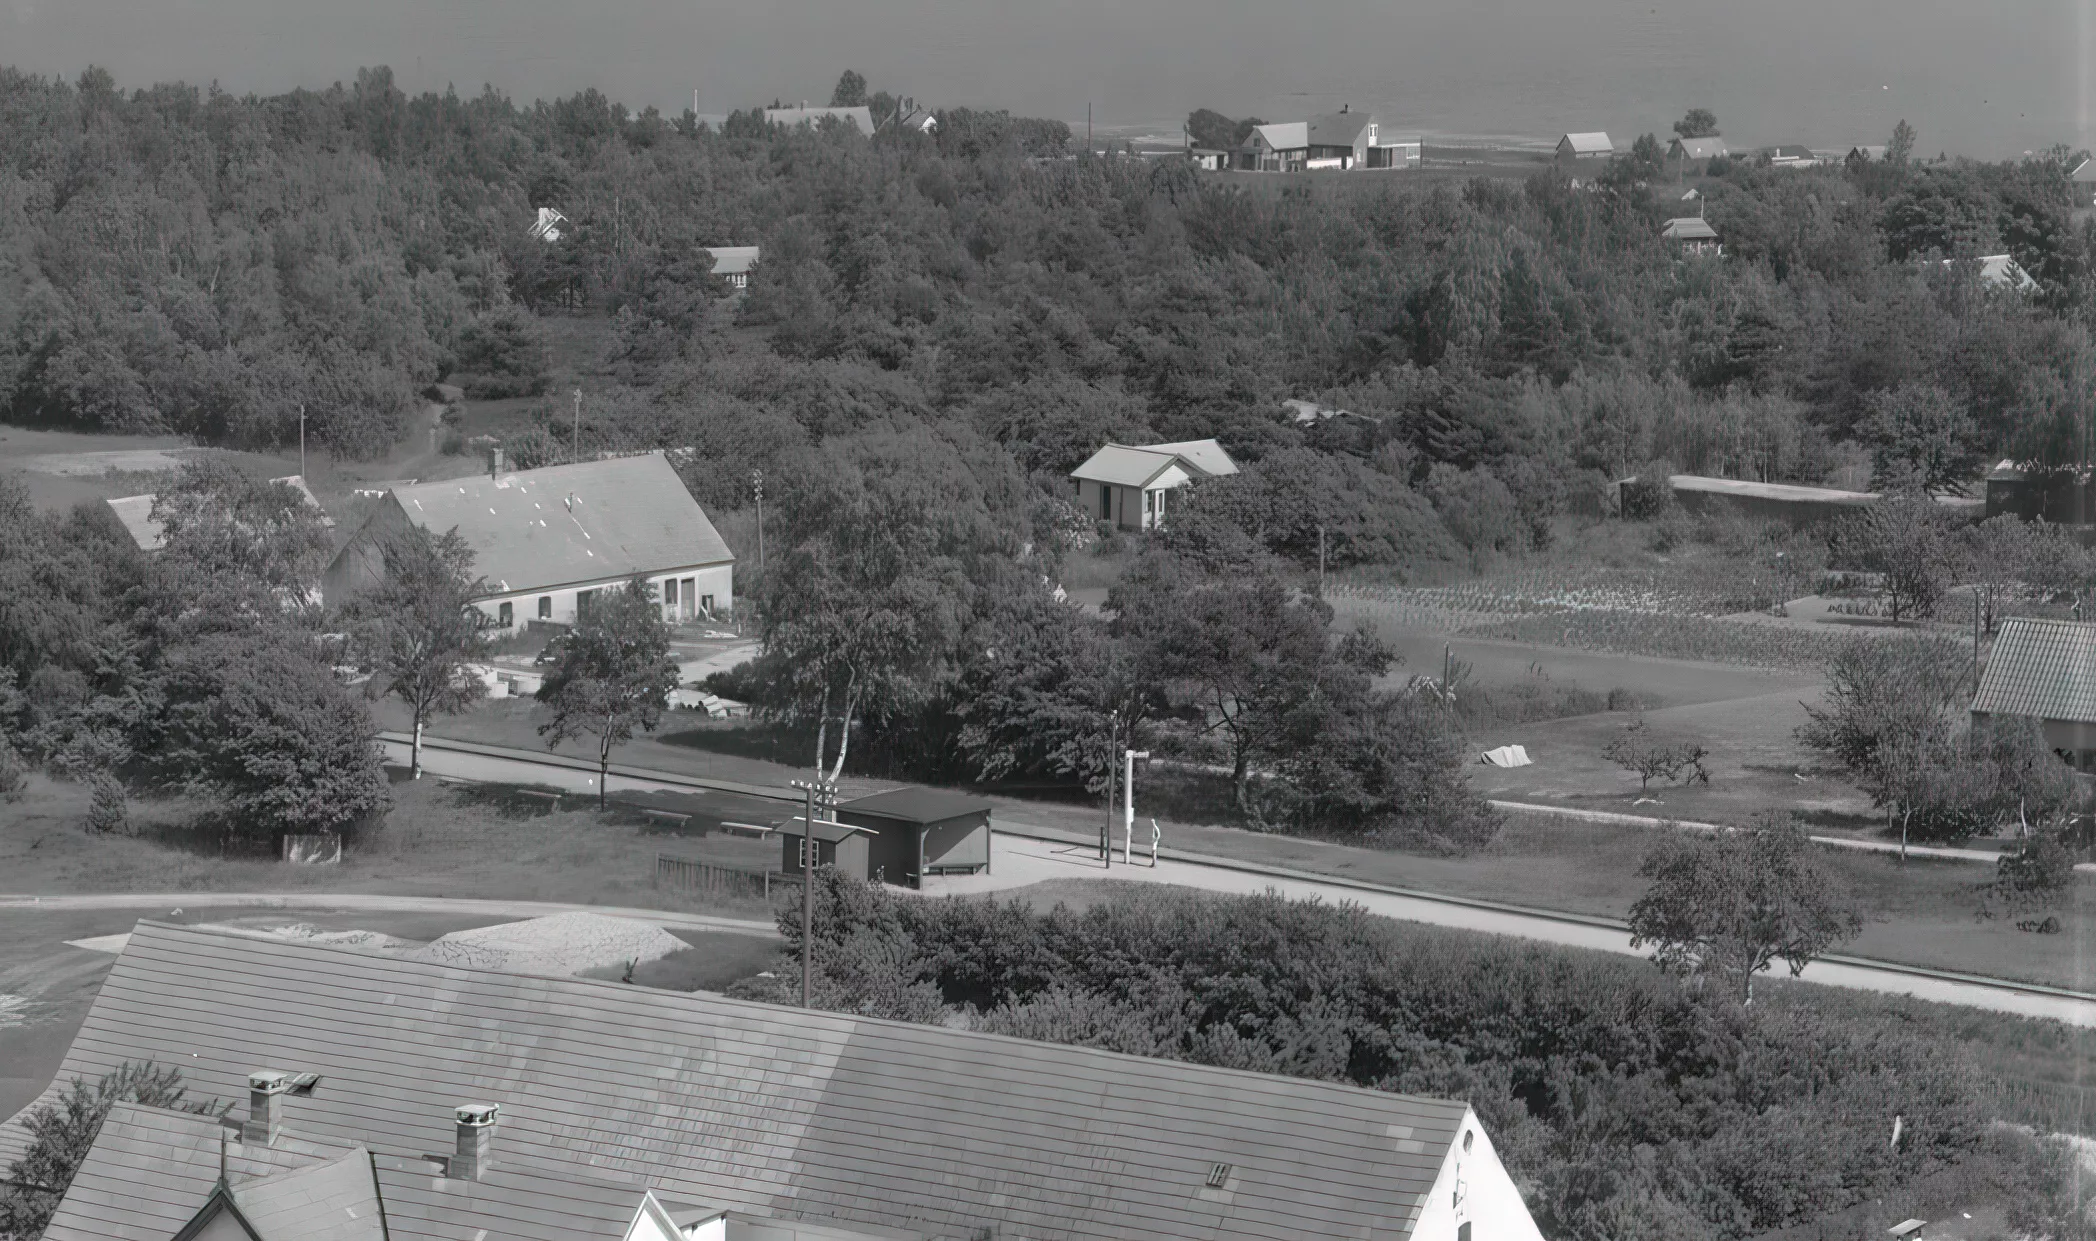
[
  {"xmin": 703, "ymin": 246, "xmax": 760, "ymax": 289},
  {"xmin": 529, "ymin": 206, "xmax": 568, "ymax": 242},
  {"xmin": 765, "ymin": 104, "xmax": 875, "ymax": 136},
  {"xmin": 106, "ymin": 475, "xmax": 330, "ymax": 553},
  {"xmin": 1069, "ymin": 439, "xmax": 1238, "ymax": 531},
  {"xmin": 1555, "ymin": 132, "xmax": 1613, "ymax": 170},
  {"xmin": 1943, "ymin": 253, "xmax": 2038, "ymax": 292},
  {"xmin": 887, "ymin": 97, "xmax": 937, "ymax": 135},
  {"xmin": 322, "ymin": 452, "xmax": 734, "ymax": 632}
]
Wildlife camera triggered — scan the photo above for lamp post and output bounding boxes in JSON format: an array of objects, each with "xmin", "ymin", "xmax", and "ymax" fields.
[
  {"xmin": 571, "ymin": 388, "xmax": 582, "ymax": 463},
  {"xmin": 752, "ymin": 469, "xmax": 765, "ymax": 574}
]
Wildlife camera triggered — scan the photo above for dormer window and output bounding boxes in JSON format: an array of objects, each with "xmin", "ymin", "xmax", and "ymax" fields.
[{"xmin": 1368, "ymin": 124, "xmax": 1378, "ymax": 142}]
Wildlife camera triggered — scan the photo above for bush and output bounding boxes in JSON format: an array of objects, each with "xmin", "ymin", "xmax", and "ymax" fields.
[
  {"xmin": 0, "ymin": 737, "xmax": 25, "ymax": 801},
  {"xmin": 775, "ymin": 878, "xmax": 1996, "ymax": 1241},
  {"xmin": 85, "ymin": 772, "xmax": 127, "ymax": 834},
  {"xmin": 1977, "ymin": 833, "xmax": 2075, "ymax": 923}
]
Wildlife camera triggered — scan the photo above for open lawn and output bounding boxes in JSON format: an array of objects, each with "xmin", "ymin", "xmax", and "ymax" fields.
[{"xmin": 0, "ymin": 772, "xmax": 773, "ymax": 919}]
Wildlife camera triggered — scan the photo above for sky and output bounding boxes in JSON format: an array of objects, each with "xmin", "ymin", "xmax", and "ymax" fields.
[{"xmin": 5, "ymin": 0, "xmax": 2091, "ymax": 157}]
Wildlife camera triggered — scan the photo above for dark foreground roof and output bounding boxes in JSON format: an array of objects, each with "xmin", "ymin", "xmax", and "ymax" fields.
[
  {"xmin": 11, "ymin": 921, "xmax": 1471, "ymax": 1241},
  {"xmin": 839, "ymin": 787, "xmax": 994, "ymax": 825},
  {"xmin": 1972, "ymin": 617, "xmax": 2096, "ymax": 723}
]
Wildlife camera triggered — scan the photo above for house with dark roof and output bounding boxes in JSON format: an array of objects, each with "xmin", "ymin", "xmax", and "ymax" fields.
[
  {"xmin": 15, "ymin": 921, "xmax": 1548, "ymax": 1241},
  {"xmin": 321, "ymin": 451, "xmax": 733, "ymax": 632},
  {"xmin": 1971, "ymin": 617, "xmax": 2096, "ymax": 770},
  {"xmin": 1661, "ymin": 215, "xmax": 1722, "ymax": 254},
  {"xmin": 1763, "ymin": 144, "xmax": 1820, "ymax": 168},
  {"xmin": 1069, "ymin": 439, "xmax": 1239, "ymax": 531},
  {"xmin": 1667, "ymin": 136, "xmax": 1728, "ymax": 170},
  {"xmin": 1234, "ymin": 112, "xmax": 1417, "ymax": 172}
]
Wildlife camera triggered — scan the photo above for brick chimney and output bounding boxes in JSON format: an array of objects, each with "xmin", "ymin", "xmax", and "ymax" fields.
[
  {"xmin": 243, "ymin": 1070, "xmax": 289, "ymax": 1146},
  {"xmin": 452, "ymin": 1103, "xmax": 498, "ymax": 1180}
]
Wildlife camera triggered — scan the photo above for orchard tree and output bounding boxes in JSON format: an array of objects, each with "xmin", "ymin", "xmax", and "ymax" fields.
[
  {"xmin": 1797, "ymin": 634, "xmax": 1968, "ymax": 780},
  {"xmin": 348, "ymin": 527, "xmax": 493, "ymax": 779},
  {"xmin": 1858, "ymin": 385, "xmax": 1980, "ymax": 494},
  {"xmin": 536, "ymin": 577, "xmax": 680, "ymax": 808},
  {"xmin": 1628, "ymin": 818, "xmax": 1863, "ymax": 1004},
  {"xmin": 1830, "ymin": 497, "xmax": 1956, "ymax": 621}
]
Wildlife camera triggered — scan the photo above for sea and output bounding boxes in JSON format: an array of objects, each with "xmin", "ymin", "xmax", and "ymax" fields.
[{"xmin": 4, "ymin": 0, "xmax": 2088, "ymax": 160}]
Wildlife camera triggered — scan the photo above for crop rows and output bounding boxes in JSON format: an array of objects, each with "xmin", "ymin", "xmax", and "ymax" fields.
[
  {"xmin": 1330, "ymin": 564, "xmax": 1789, "ymax": 619},
  {"xmin": 1454, "ymin": 608, "xmax": 1855, "ymax": 670}
]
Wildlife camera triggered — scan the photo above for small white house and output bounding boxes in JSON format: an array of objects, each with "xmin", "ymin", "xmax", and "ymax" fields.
[
  {"xmin": 1661, "ymin": 216, "xmax": 1721, "ymax": 255},
  {"xmin": 1069, "ymin": 439, "xmax": 1238, "ymax": 532},
  {"xmin": 323, "ymin": 452, "xmax": 734, "ymax": 633},
  {"xmin": 703, "ymin": 246, "xmax": 760, "ymax": 289}
]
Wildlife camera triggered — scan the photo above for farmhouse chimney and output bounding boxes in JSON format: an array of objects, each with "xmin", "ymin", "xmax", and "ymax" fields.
[
  {"xmin": 452, "ymin": 1103, "xmax": 498, "ymax": 1180},
  {"xmin": 489, "ymin": 445, "xmax": 504, "ymax": 477},
  {"xmin": 243, "ymin": 1070, "xmax": 289, "ymax": 1146}
]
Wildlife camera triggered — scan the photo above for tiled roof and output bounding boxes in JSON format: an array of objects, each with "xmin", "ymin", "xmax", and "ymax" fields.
[
  {"xmin": 1559, "ymin": 132, "xmax": 1612, "ymax": 155},
  {"xmin": 234, "ymin": 1147, "xmax": 387, "ymax": 1241},
  {"xmin": 1250, "ymin": 122, "xmax": 1309, "ymax": 152},
  {"xmin": 1662, "ymin": 217, "xmax": 1719, "ymax": 241},
  {"xmin": 13, "ymin": 921, "xmax": 1473, "ymax": 1241},
  {"xmin": 1670, "ymin": 137, "xmax": 1727, "ymax": 159},
  {"xmin": 42, "ymin": 1103, "xmax": 318, "ymax": 1241},
  {"xmin": 1148, "ymin": 439, "xmax": 1240, "ymax": 477},
  {"xmin": 379, "ymin": 453, "xmax": 732, "ymax": 596},
  {"xmin": 1068, "ymin": 444, "xmax": 1184, "ymax": 488},
  {"xmin": 1307, "ymin": 112, "xmax": 1373, "ymax": 148},
  {"xmin": 1972, "ymin": 618, "xmax": 2096, "ymax": 723}
]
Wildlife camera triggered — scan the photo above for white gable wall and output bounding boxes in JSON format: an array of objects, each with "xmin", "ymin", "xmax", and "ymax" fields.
[{"xmin": 1409, "ymin": 1109, "xmax": 1545, "ymax": 1241}]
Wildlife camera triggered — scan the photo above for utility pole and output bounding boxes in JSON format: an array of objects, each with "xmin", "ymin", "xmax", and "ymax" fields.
[
  {"xmin": 752, "ymin": 469, "xmax": 765, "ymax": 573},
  {"xmin": 1123, "ymin": 748, "xmax": 1150, "ymax": 864},
  {"xmin": 571, "ymin": 388, "xmax": 582, "ymax": 463},
  {"xmin": 1317, "ymin": 523, "xmax": 1327, "ymax": 592},
  {"xmin": 790, "ymin": 776, "xmax": 836, "ymax": 1009},
  {"xmin": 1087, "ymin": 102, "xmax": 1092, "ymax": 156},
  {"xmin": 298, "ymin": 404, "xmax": 306, "ymax": 481}
]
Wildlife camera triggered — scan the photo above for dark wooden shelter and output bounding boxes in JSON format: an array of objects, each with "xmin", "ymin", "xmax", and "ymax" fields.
[{"xmin": 834, "ymin": 788, "xmax": 994, "ymax": 889}]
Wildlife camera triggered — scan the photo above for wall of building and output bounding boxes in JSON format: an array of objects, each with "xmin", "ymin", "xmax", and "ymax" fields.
[
  {"xmin": 473, "ymin": 563, "xmax": 734, "ymax": 633},
  {"xmin": 1074, "ymin": 475, "xmax": 1188, "ymax": 531},
  {"xmin": 1410, "ymin": 1111, "xmax": 1546, "ymax": 1241}
]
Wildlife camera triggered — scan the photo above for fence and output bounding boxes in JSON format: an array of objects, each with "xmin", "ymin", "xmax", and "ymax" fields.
[
  {"xmin": 1981, "ymin": 1075, "xmax": 2096, "ymax": 1137},
  {"xmin": 656, "ymin": 854, "xmax": 798, "ymax": 901}
]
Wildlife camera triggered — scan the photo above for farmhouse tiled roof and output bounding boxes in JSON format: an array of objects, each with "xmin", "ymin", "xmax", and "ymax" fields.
[
  {"xmin": 9, "ymin": 921, "xmax": 1475, "ymax": 1241},
  {"xmin": 1972, "ymin": 617, "xmax": 2096, "ymax": 724},
  {"xmin": 1559, "ymin": 132, "xmax": 1612, "ymax": 155},
  {"xmin": 384, "ymin": 453, "xmax": 731, "ymax": 596}
]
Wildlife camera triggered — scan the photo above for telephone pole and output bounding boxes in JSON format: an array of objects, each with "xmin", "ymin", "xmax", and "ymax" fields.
[
  {"xmin": 1100, "ymin": 713, "xmax": 1115, "ymax": 868},
  {"xmin": 790, "ymin": 776, "xmax": 836, "ymax": 1009},
  {"xmin": 1123, "ymin": 748, "xmax": 1150, "ymax": 864},
  {"xmin": 571, "ymin": 388, "xmax": 582, "ymax": 462},
  {"xmin": 298, "ymin": 404, "xmax": 306, "ymax": 481},
  {"xmin": 752, "ymin": 469, "xmax": 765, "ymax": 573}
]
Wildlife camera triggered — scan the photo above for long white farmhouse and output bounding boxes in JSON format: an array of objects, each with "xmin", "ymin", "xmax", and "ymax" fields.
[{"xmin": 323, "ymin": 451, "xmax": 733, "ymax": 631}]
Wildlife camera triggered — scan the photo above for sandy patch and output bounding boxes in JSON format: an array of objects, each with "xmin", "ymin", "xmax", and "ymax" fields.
[
  {"xmin": 412, "ymin": 912, "xmax": 687, "ymax": 977},
  {"xmin": 62, "ymin": 933, "xmax": 132, "ymax": 954}
]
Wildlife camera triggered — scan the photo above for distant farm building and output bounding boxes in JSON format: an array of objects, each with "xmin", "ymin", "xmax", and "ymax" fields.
[
  {"xmin": 106, "ymin": 474, "xmax": 330, "ymax": 554},
  {"xmin": 780, "ymin": 786, "xmax": 994, "ymax": 888},
  {"xmin": 765, "ymin": 104, "xmax": 875, "ymax": 136},
  {"xmin": 1661, "ymin": 216, "xmax": 1722, "ymax": 255},
  {"xmin": 1667, "ymin": 136, "xmax": 1727, "ymax": 170},
  {"xmin": 703, "ymin": 245, "xmax": 760, "ymax": 289},
  {"xmin": 1847, "ymin": 144, "xmax": 1887, "ymax": 163},
  {"xmin": 1235, "ymin": 111, "xmax": 1416, "ymax": 171},
  {"xmin": 1555, "ymin": 132, "xmax": 1613, "ymax": 170},
  {"xmin": 1984, "ymin": 461, "xmax": 2096, "ymax": 528},
  {"xmin": 323, "ymin": 451, "xmax": 733, "ymax": 632},
  {"xmin": 1070, "ymin": 438, "xmax": 1238, "ymax": 531},
  {"xmin": 1943, "ymin": 253, "xmax": 2038, "ymax": 292},
  {"xmin": 1187, "ymin": 146, "xmax": 1229, "ymax": 170},
  {"xmin": 1970, "ymin": 617, "xmax": 2096, "ymax": 770},
  {"xmin": 886, "ymin": 97, "xmax": 937, "ymax": 134},
  {"xmin": 1764, "ymin": 145, "xmax": 1820, "ymax": 168}
]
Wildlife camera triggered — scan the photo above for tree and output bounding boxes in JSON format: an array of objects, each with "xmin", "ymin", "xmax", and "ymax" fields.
[
  {"xmin": 348, "ymin": 528, "xmax": 492, "ymax": 779},
  {"xmin": 1628, "ymin": 818, "xmax": 1864, "ymax": 1004},
  {"xmin": 829, "ymin": 70, "xmax": 868, "ymax": 108},
  {"xmin": 1887, "ymin": 118, "xmax": 1917, "ymax": 165},
  {"xmin": 1602, "ymin": 718, "xmax": 1711, "ymax": 792},
  {"xmin": 535, "ymin": 577, "xmax": 679, "ymax": 807},
  {"xmin": 1272, "ymin": 685, "xmax": 1503, "ymax": 850},
  {"xmin": 150, "ymin": 460, "xmax": 332, "ymax": 615},
  {"xmin": 1830, "ymin": 497, "xmax": 1956, "ymax": 621},
  {"xmin": 1797, "ymin": 634, "xmax": 1968, "ymax": 780},
  {"xmin": 0, "ymin": 1063, "xmax": 219, "ymax": 1239},
  {"xmin": 1673, "ymin": 109, "xmax": 1719, "ymax": 139},
  {"xmin": 1858, "ymin": 385, "xmax": 1980, "ymax": 494},
  {"xmin": 1977, "ymin": 832, "xmax": 2075, "ymax": 925},
  {"xmin": 85, "ymin": 771, "xmax": 127, "ymax": 835}
]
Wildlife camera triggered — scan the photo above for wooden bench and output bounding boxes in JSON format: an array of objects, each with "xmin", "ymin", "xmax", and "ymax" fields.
[
  {"xmin": 513, "ymin": 788, "xmax": 563, "ymax": 810},
  {"xmin": 639, "ymin": 808, "xmax": 694, "ymax": 829}
]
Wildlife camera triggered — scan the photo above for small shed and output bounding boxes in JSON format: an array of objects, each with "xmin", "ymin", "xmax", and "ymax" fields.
[
  {"xmin": 1971, "ymin": 617, "xmax": 2096, "ymax": 770},
  {"xmin": 778, "ymin": 814, "xmax": 876, "ymax": 881},
  {"xmin": 835, "ymin": 787, "xmax": 994, "ymax": 889}
]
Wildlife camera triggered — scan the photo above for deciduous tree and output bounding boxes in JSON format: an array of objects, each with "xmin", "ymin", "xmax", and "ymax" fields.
[
  {"xmin": 1628, "ymin": 818, "xmax": 1863, "ymax": 1004},
  {"xmin": 348, "ymin": 527, "xmax": 493, "ymax": 779},
  {"xmin": 535, "ymin": 577, "xmax": 680, "ymax": 807}
]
